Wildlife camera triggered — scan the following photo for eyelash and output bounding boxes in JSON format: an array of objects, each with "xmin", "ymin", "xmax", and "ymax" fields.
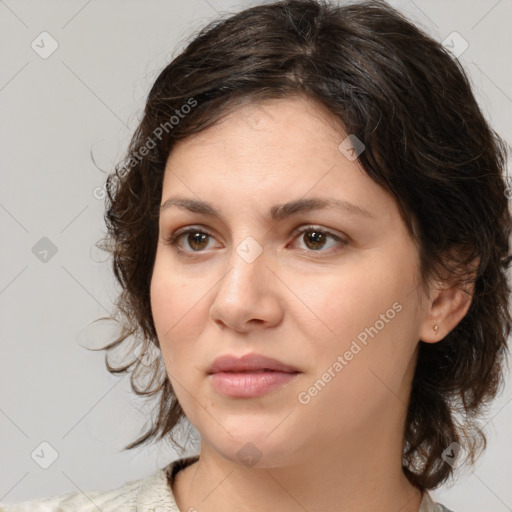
[{"xmin": 162, "ymin": 225, "xmax": 347, "ymax": 256}]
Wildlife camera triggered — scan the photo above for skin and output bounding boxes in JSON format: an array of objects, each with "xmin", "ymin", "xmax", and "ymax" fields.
[{"xmin": 149, "ymin": 95, "xmax": 473, "ymax": 512}]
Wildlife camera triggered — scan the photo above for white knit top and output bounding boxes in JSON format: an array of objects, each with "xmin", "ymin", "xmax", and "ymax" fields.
[{"xmin": 0, "ymin": 455, "xmax": 453, "ymax": 511}]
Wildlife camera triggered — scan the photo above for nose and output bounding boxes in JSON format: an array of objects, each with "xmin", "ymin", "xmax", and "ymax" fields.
[{"xmin": 209, "ymin": 241, "xmax": 284, "ymax": 333}]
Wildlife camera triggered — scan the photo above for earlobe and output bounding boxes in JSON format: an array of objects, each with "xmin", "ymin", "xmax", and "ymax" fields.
[
  {"xmin": 419, "ymin": 255, "xmax": 479, "ymax": 343},
  {"xmin": 419, "ymin": 281, "xmax": 475, "ymax": 343}
]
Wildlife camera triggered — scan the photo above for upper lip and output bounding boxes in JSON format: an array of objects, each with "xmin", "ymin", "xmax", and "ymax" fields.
[{"xmin": 208, "ymin": 353, "xmax": 301, "ymax": 374}]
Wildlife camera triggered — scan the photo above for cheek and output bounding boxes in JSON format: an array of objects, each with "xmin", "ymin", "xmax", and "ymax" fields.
[
  {"xmin": 150, "ymin": 250, "xmax": 201, "ymax": 318},
  {"xmin": 294, "ymin": 279, "xmax": 419, "ymax": 427},
  {"xmin": 293, "ymin": 252, "xmax": 419, "ymax": 374},
  {"xmin": 150, "ymin": 272, "xmax": 193, "ymax": 392},
  {"xmin": 150, "ymin": 255, "xmax": 197, "ymax": 347},
  {"xmin": 149, "ymin": 254, "xmax": 214, "ymax": 379},
  {"xmin": 150, "ymin": 266, "xmax": 178, "ymax": 329},
  {"xmin": 291, "ymin": 259, "xmax": 399, "ymax": 336}
]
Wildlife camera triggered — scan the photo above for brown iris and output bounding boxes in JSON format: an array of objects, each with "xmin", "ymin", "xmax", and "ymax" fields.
[
  {"xmin": 302, "ymin": 230, "xmax": 327, "ymax": 250},
  {"xmin": 187, "ymin": 232, "xmax": 209, "ymax": 251}
]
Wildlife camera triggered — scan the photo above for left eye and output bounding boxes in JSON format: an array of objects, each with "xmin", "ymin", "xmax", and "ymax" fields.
[
  {"xmin": 291, "ymin": 226, "xmax": 346, "ymax": 252},
  {"xmin": 164, "ymin": 225, "xmax": 346, "ymax": 254}
]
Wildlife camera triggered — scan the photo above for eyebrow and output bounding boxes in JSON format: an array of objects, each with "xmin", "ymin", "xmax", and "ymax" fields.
[{"xmin": 160, "ymin": 196, "xmax": 375, "ymax": 221}]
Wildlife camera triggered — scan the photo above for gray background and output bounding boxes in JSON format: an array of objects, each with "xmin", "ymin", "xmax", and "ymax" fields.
[{"xmin": 1, "ymin": 0, "xmax": 511, "ymax": 510}]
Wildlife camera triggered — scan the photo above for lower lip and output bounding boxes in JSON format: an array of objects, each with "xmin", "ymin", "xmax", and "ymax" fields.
[{"xmin": 209, "ymin": 371, "xmax": 299, "ymax": 398}]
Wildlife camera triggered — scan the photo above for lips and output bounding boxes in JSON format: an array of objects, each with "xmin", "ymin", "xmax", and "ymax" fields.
[{"xmin": 207, "ymin": 353, "xmax": 301, "ymax": 375}]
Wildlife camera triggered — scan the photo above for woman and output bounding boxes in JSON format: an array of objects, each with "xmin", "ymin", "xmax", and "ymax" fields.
[{"xmin": 2, "ymin": 0, "xmax": 510, "ymax": 510}]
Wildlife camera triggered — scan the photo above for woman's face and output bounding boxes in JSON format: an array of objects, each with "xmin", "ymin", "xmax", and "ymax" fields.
[{"xmin": 150, "ymin": 96, "xmax": 428, "ymax": 467}]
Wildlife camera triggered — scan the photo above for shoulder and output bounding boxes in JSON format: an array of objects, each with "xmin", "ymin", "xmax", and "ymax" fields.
[
  {"xmin": 420, "ymin": 490, "xmax": 456, "ymax": 512},
  {"xmin": 0, "ymin": 476, "xmax": 147, "ymax": 512},
  {"xmin": 0, "ymin": 457, "xmax": 199, "ymax": 512}
]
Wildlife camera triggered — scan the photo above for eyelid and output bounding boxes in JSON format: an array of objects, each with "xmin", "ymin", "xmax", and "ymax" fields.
[
  {"xmin": 162, "ymin": 224, "xmax": 348, "ymax": 254},
  {"xmin": 162, "ymin": 224, "xmax": 217, "ymax": 246},
  {"xmin": 290, "ymin": 224, "xmax": 347, "ymax": 243},
  {"xmin": 289, "ymin": 225, "xmax": 348, "ymax": 253}
]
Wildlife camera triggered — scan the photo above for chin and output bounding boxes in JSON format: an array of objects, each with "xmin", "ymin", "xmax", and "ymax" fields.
[{"xmin": 206, "ymin": 431, "xmax": 300, "ymax": 469}]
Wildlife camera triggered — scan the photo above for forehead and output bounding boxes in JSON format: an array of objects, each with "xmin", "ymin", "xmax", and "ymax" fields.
[
  {"xmin": 166, "ymin": 95, "xmax": 346, "ymax": 167},
  {"xmin": 159, "ymin": 96, "xmax": 398, "ymax": 225}
]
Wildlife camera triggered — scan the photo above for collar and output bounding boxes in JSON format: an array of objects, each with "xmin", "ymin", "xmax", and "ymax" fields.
[{"xmin": 137, "ymin": 456, "xmax": 448, "ymax": 512}]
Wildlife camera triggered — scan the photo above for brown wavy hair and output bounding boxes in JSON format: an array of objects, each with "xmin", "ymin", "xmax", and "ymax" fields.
[{"xmin": 93, "ymin": 0, "xmax": 512, "ymax": 491}]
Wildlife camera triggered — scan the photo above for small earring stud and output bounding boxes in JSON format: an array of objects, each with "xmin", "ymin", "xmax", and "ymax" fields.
[{"xmin": 433, "ymin": 325, "xmax": 439, "ymax": 334}]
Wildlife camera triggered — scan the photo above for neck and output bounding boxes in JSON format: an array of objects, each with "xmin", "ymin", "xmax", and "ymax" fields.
[{"xmin": 172, "ymin": 421, "xmax": 423, "ymax": 512}]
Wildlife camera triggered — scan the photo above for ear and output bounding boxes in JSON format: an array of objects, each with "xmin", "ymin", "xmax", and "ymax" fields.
[{"xmin": 419, "ymin": 257, "xmax": 479, "ymax": 343}]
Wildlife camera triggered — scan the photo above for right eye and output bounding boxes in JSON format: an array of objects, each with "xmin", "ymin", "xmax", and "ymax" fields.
[{"xmin": 163, "ymin": 226, "xmax": 220, "ymax": 253}]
